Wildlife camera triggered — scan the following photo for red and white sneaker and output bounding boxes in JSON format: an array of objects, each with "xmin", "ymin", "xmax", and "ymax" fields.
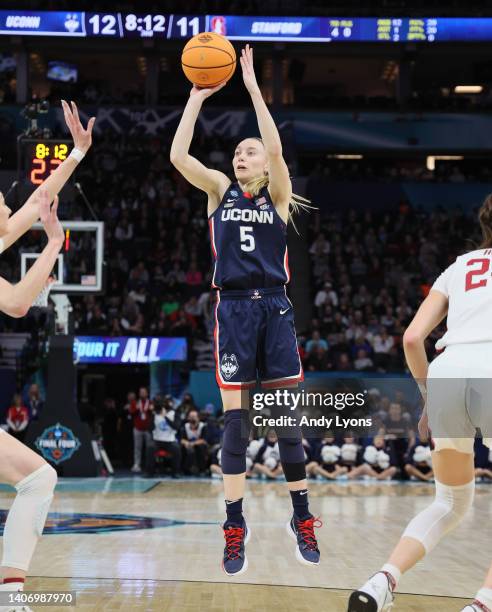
[
  {"xmin": 286, "ymin": 515, "xmax": 322, "ymax": 566},
  {"xmin": 221, "ymin": 520, "xmax": 251, "ymax": 577}
]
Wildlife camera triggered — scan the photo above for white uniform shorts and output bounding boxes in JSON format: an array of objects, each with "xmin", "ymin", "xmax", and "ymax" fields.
[{"xmin": 427, "ymin": 343, "xmax": 492, "ymax": 453}]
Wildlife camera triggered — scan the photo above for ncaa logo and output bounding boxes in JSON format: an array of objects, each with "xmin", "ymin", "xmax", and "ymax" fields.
[
  {"xmin": 220, "ymin": 353, "xmax": 239, "ymax": 380},
  {"xmin": 35, "ymin": 423, "xmax": 81, "ymax": 465},
  {"xmin": 230, "ymin": 190, "xmax": 239, "ymax": 197}
]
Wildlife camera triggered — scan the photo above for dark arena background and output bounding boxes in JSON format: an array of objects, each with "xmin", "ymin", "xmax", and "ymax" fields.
[{"xmin": 0, "ymin": 1, "xmax": 491, "ymax": 611}]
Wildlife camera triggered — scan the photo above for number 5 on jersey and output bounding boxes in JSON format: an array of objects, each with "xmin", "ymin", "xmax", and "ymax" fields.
[{"xmin": 240, "ymin": 226, "xmax": 255, "ymax": 252}]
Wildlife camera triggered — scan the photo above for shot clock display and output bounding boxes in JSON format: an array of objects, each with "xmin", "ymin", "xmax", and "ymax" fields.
[{"xmin": 20, "ymin": 139, "xmax": 72, "ymax": 186}]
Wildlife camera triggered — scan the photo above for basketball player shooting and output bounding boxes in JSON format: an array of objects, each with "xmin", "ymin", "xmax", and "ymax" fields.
[
  {"xmin": 171, "ymin": 44, "xmax": 320, "ymax": 577},
  {"xmin": 348, "ymin": 196, "xmax": 492, "ymax": 612},
  {"xmin": 0, "ymin": 101, "xmax": 94, "ymax": 612}
]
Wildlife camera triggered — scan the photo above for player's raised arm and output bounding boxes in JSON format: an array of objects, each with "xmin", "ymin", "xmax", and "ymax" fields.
[
  {"xmin": 170, "ymin": 85, "xmax": 231, "ymax": 202},
  {"xmin": 0, "ymin": 188, "xmax": 63, "ymax": 317},
  {"xmin": 0, "ymin": 101, "xmax": 95, "ymax": 253},
  {"xmin": 240, "ymin": 44, "xmax": 292, "ymax": 211}
]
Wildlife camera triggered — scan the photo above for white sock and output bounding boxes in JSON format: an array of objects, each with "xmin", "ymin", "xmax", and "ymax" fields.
[
  {"xmin": 476, "ymin": 588, "xmax": 492, "ymax": 610},
  {"xmin": 380, "ymin": 563, "xmax": 401, "ymax": 590}
]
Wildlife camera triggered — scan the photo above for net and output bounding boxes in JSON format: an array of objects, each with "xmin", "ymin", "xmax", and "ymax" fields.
[{"xmin": 31, "ymin": 278, "xmax": 55, "ymax": 308}]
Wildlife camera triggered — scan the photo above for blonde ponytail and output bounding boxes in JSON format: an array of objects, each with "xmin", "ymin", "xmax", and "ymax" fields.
[{"xmin": 243, "ymin": 174, "xmax": 316, "ymax": 233}]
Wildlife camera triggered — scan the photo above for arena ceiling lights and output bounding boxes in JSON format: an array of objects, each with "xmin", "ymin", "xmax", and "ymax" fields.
[{"xmin": 454, "ymin": 85, "xmax": 483, "ymax": 94}]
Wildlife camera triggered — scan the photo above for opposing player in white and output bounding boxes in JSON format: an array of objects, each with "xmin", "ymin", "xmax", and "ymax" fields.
[
  {"xmin": 348, "ymin": 196, "xmax": 492, "ymax": 612},
  {"xmin": 0, "ymin": 101, "xmax": 94, "ymax": 612}
]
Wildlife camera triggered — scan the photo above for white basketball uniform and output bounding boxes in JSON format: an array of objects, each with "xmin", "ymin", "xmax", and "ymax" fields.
[{"xmin": 429, "ymin": 247, "xmax": 492, "ymax": 452}]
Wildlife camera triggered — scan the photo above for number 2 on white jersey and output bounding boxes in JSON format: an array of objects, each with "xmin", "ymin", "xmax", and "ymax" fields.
[
  {"xmin": 240, "ymin": 226, "xmax": 255, "ymax": 252},
  {"xmin": 465, "ymin": 258, "xmax": 490, "ymax": 292}
]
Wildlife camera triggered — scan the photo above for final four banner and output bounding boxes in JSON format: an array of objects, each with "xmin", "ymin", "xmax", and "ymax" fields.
[{"xmin": 73, "ymin": 336, "xmax": 187, "ymax": 364}]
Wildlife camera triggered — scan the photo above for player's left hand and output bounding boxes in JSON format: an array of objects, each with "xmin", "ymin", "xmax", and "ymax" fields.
[
  {"xmin": 240, "ymin": 44, "xmax": 260, "ymax": 95},
  {"xmin": 61, "ymin": 100, "xmax": 96, "ymax": 154}
]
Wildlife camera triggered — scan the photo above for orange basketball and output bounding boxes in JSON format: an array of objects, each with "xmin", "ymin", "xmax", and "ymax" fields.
[{"xmin": 181, "ymin": 32, "xmax": 236, "ymax": 88}]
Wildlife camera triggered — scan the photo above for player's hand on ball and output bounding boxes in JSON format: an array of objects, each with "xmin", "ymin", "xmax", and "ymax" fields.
[
  {"xmin": 39, "ymin": 189, "xmax": 64, "ymax": 245},
  {"xmin": 190, "ymin": 81, "xmax": 227, "ymax": 101},
  {"xmin": 61, "ymin": 99, "xmax": 96, "ymax": 154},
  {"xmin": 240, "ymin": 44, "xmax": 260, "ymax": 94}
]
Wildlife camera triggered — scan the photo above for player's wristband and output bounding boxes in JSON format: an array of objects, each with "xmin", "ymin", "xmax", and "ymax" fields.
[
  {"xmin": 69, "ymin": 148, "xmax": 85, "ymax": 162},
  {"xmin": 417, "ymin": 382, "xmax": 427, "ymax": 401}
]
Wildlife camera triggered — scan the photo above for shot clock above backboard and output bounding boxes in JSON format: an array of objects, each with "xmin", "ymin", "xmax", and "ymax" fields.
[{"xmin": 18, "ymin": 138, "xmax": 72, "ymax": 187}]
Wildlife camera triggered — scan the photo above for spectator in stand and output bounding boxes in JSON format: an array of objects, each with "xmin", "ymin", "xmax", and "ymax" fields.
[
  {"xmin": 185, "ymin": 262, "xmax": 203, "ymax": 292},
  {"xmin": 184, "ymin": 296, "xmax": 201, "ymax": 320},
  {"xmin": 120, "ymin": 295, "xmax": 140, "ymax": 332},
  {"xmin": 348, "ymin": 435, "xmax": 398, "ymax": 481},
  {"xmin": 350, "ymin": 334, "xmax": 373, "ymax": 360},
  {"xmin": 305, "ymin": 330, "xmax": 328, "ymax": 353},
  {"xmin": 309, "ymin": 432, "xmax": 348, "ymax": 480},
  {"xmin": 129, "ymin": 387, "xmax": 154, "ymax": 473},
  {"xmin": 404, "ymin": 443, "xmax": 434, "ymax": 482},
  {"xmin": 354, "ymin": 349, "xmax": 374, "ymax": 372},
  {"xmin": 6, "ymin": 394, "xmax": 30, "ymax": 442},
  {"xmin": 146, "ymin": 396, "xmax": 182, "ymax": 478},
  {"xmin": 252, "ymin": 430, "xmax": 283, "ymax": 480},
  {"xmin": 24, "ymin": 383, "xmax": 44, "ymax": 422},
  {"xmin": 372, "ymin": 327, "xmax": 395, "ymax": 370},
  {"xmin": 114, "ymin": 217, "xmax": 134, "ymax": 244},
  {"xmin": 336, "ymin": 352, "xmax": 353, "ymax": 371},
  {"xmin": 305, "ymin": 345, "xmax": 332, "ymax": 371},
  {"xmin": 314, "ymin": 281, "xmax": 338, "ymax": 315},
  {"xmin": 166, "ymin": 262, "xmax": 186, "ymax": 286},
  {"xmin": 86, "ymin": 304, "xmax": 107, "ymax": 334},
  {"xmin": 180, "ymin": 409, "xmax": 208, "ymax": 475},
  {"xmin": 178, "ymin": 393, "xmax": 196, "ymax": 416},
  {"xmin": 309, "ymin": 232, "xmax": 330, "ymax": 257},
  {"xmin": 383, "ymin": 402, "xmax": 415, "ymax": 477}
]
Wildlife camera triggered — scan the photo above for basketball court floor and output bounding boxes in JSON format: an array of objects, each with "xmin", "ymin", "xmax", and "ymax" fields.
[{"xmin": 1, "ymin": 478, "xmax": 490, "ymax": 611}]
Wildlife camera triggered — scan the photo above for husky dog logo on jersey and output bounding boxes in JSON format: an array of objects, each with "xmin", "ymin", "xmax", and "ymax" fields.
[{"xmin": 220, "ymin": 353, "xmax": 239, "ymax": 379}]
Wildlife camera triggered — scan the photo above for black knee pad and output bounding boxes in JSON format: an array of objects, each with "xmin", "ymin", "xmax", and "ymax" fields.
[
  {"xmin": 221, "ymin": 409, "xmax": 251, "ymax": 475},
  {"xmin": 278, "ymin": 436, "xmax": 307, "ymax": 482}
]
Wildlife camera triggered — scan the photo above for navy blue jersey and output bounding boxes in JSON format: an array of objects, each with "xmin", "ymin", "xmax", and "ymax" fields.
[{"xmin": 208, "ymin": 182, "xmax": 290, "ymax": 290}]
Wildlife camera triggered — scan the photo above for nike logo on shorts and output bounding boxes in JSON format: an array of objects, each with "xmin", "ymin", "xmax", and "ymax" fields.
[
  {"xmin": 280, "ymin": 308, "xmax": 290, "ymax": 315},
  {"xmin": 300, "ymin": 490, "xmax": 308, "ymax": 496}
]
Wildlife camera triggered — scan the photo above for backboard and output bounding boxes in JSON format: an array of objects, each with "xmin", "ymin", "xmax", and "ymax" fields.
[{"xmin": 20, "ymin": 221, "xmax": 104, "ymax": 294}]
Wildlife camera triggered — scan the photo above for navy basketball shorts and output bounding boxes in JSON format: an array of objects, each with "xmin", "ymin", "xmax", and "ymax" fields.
[{"xmin": 213, "ymin": 286, "xmax": 304, "ymax": 390}]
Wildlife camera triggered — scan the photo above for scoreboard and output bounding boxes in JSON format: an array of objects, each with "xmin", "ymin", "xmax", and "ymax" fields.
[
  {"xmin": 19, "ymin": 139, "xmax": 71, "ymax": 186},
  {"xmin": 0, "ymin": 12, "xmax": 206, "ymax": 39},
  {"xmin": 1, "ymin": 12, "xmax": 492, "ymax": 42}
]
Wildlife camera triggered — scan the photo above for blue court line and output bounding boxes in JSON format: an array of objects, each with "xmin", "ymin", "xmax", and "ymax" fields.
[{"xmin": 0, "ymin": 477, "xmax": 162, "ymax": 494}]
